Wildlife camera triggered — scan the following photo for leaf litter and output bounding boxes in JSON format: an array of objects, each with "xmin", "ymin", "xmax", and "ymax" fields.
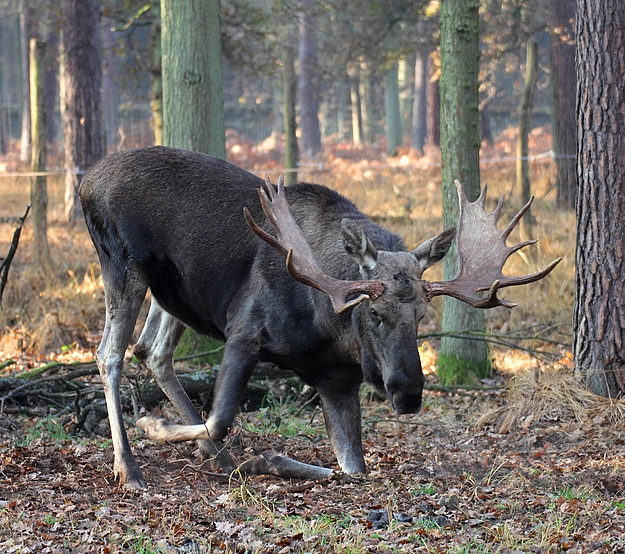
[{"xmin": 2, "ymin": 366, "xmax": 625, "ymax": 553}]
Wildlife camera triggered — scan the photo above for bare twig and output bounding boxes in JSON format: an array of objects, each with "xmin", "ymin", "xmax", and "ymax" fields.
[{"xmin": 0, "ymin": 205, "xmax": 30, "ymax": 305}]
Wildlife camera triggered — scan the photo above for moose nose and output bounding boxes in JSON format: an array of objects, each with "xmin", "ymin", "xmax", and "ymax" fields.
[
  {"xmin": 385, "ymin": 378, "xmax": 424, "ymax": 414},
  {"xmin": 391, "ymin": 391, "xmax": 423, "ymax": 414}
]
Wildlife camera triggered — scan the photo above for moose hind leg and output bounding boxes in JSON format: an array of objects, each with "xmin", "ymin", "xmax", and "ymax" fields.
[
  {"xmin": 97, "ymin": 262, "xmax": 149, "ymax": 489},
  {"xmin": 134, "ymin": 299, "xmax": 235, "ymax": 472}
]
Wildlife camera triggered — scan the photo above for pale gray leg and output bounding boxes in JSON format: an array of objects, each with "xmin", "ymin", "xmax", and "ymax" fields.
[
  {"xmin": 97, "ymin": 262, "xmax": 149, "ymax": 489},
  {"xmin": 134, "ymin": 299, "xmax": 234, "ymax": 471}
]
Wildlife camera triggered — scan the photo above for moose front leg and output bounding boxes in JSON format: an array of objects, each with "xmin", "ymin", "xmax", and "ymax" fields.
[{"xmin": 316, "ymin": 380, "xmax": 366, "ymax": 474}]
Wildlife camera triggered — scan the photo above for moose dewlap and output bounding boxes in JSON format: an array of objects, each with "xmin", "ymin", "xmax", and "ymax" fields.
[{"xmin": 79, "ymin": 146, "xmax": 560, "ymax": 489}]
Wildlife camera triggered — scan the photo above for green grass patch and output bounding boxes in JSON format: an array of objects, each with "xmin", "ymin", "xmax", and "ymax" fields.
[{"xmin": 437, "ymin": 352, "xmax": 491, "ymax": 385}]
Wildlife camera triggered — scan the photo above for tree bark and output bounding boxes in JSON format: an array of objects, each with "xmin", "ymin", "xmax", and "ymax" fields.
[
  {"xmin": 298, "ymin": 0, "xmax": 322, "ymax": 159},
  {"xmin": 550, "ymin": 0, "xmax": 577, "ymax": 209},
  {"xmin": 438, "ymin": 0, "xmax": 489, "ymax": 384},
  {"xmin": 426, "ymin": 69, "xmax": 440, "ymax": 149},
  {"xmin": 349, "ymin": 69, "xmax": 363, "ymax": 146},
  {"xmin": 282, "ymin": 46, "xmax": 298, "ymax": 185},
  {"xmin": 61, "ymin": 0, "xmax": 105, "ymax": 222},
  {"xmin": 412, "ymin": 51, "xmax": 428, "ymax": 153},
  {"xmin": 398, "ymin": 54, "xmax": 415, "ymax": 146},
  {"xmin": 161, "ymin": 0, "xmax": 225, "ymax": 157},
  {"xmin": 19, "ymin": 0, "xmax": 31, "ymax": 163},
  {"xmin": 574, "ymin": 0, "xmax": 625, "ymax": 397},
  {"xmin": 29, "ymin": 39, "xmax": 51, "ymax": 270},
  {"xmin": 384, "ymin": 62, "xmax": 402, "ymax": 157},
  {"xmin": 150, "ymin": 0, "xmax": 163, "ymax": 146},
  {"xmin": 516, "ymin": 39, "xmax": 538, "ymax": 243}
]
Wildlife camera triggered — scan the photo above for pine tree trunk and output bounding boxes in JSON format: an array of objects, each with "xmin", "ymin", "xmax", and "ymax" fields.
[
  {"xmin": 438, "ymin": 0, "xmax": 489, "ymax": 384},
  {"xmin": 398, "ymin": 54, "xmax": 415, "ymax": 145},
  {"xmin": 149, "ymin": 0, "xmax": 163, "ymax": 146},
  {"xmin": 426, "ymin": 70, "xmax": 440, "ymax": 149},
  {"xmin": 412, "ymin": 51, "xmax": 428, "ymax": 153},
  {"xmin": 574, "ymin": 0, "xmax": 625, "ymax": 397},
  {"xmin": 298, "ymin": 0, "xmax": 321, "ymax": 159},
  {"xmin": 161, "ymin": 0, "xmax": 224, "ymax": 157},
  {"xmin": 349, "ymin": 70, "xmax": 363, "ymax": 146},
  {"xmin": 384, "ymin": 62, "xmax": 402, "ymax": 157},
  {"xmin": 550, "ymin": 0, "xmax": 577, "ymax": 209},
  {"xmin": 61, "ymin": 0, "xmax": 105, "ymax": 222},
  {"xmin": 282, "ymin": 46, "xmax": 298, "ymax": 185},
  {"xmin": 29, "ymin": 39, "xmax": 51, "ymax": 270},
  {"xmin": 516, "ymin": 39, "xmax": 537, "ymax": 243},
  {"xmin": 19, "ymin": 0, "xmax": 31, "ymax": 163}
]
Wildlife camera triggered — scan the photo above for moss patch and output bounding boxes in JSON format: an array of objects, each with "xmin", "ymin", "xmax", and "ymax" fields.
[{"xmin": 437, "ymin": 352, "xmax": 492, "ymax": 385}]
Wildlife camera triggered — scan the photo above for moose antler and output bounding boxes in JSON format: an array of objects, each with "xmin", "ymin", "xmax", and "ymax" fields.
[
  {"xmin": 424, "ymin": 180, "xmax": 561, "ymax": 309},
  {"xmin": 244, "ymin": 175, "xmax": 385, "ymax": 314}
]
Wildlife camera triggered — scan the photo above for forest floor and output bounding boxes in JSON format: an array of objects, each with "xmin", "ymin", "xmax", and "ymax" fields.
[{"xmin": 1, "ymin": 376, "xmax": 625, "ymax": 554}]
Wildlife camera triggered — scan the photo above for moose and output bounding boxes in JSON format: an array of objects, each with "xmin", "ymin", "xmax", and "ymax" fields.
[{"xmin": 80, "ymin": 146, "xmax": 559, "ymax": 489}]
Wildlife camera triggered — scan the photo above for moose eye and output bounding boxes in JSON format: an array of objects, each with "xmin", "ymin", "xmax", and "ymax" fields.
[{"xmin": 370, "ymin": 307, "xmax": 382, "ymax": 326}]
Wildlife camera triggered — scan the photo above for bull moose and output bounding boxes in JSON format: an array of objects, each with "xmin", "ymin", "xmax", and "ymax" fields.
[{"xmin": 79, "ymin": 146, "xmax": 559, "ymax": 489}]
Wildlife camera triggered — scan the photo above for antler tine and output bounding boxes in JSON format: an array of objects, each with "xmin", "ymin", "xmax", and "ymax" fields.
[
  {"xmin": 244, "ymin": 175, "xmax": 385, "ymax": 314},
  {"xmin": 425, "ymin": 180, "xmax": 561, "ymax": 309},
  {"xmin": 502, "ymin": 195, "xmax": 533, "ymax": 240}
]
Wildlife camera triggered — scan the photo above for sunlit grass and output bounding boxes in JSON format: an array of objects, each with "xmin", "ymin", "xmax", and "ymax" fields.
[{"xmin": 0, "ymin": 133, "xmax": 574, "ymax": 380}]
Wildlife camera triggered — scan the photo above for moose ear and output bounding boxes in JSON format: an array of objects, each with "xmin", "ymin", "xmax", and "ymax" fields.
[
  {"xmin": 412, "ymin": 227, "xmax": 456, "ymax": 272},
  {"xmin": 341, "ymin": 218, "xmax": 378, "ymax": 272}
]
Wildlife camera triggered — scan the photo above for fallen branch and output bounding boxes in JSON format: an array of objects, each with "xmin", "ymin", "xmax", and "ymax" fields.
[{"xmin": 0, "ymin": 204, "xmax": 30, "ymax": 305}]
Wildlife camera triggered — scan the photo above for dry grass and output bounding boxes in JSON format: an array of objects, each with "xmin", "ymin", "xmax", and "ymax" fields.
[
  {"xmin": 0, "ymin": 126, "xmax": 576, "ymax": 400},
  {"xmin": 476, "ymin": 359, "xmax": 625, "ymax": 433}
]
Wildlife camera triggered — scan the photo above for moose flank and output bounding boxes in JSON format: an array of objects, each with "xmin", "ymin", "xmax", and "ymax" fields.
[{"xmin": 79, "ymin": 146, "xmax": 560, "ymax": 489}]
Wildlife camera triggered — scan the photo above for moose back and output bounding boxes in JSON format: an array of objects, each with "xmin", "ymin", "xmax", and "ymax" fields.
[{"xmin": 80, "ymin": 146, "xmax": 559, "ymax": 489}]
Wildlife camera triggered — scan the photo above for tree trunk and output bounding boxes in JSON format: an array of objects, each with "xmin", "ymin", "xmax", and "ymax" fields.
[
  {"xmin": 574, "ymin": 0, "xmax": 625, "ymax": 398},
  {"xmin": 516, "ymin": 39, "xmax": 538, "ymax": 243},
  {"xmin": 337, "ymin": 77, "xmax": 351, "ymax": 141},
  {"xmin": 282, "ymin": 46, "xmax": 298, "ymax": 185},
  {"xmin": 44, "ymin": 29, "xmax": 59, "ymax": 148},
  {"xmin": 550, "ymin": 0, "xmax": 577, "ymax": 209},
  {"xmin": 384, "ymin": 62, "xmax": 402, "ymax": 157},
  {"xmin": 398, "ymin": 54, "xmax": 415, "ymax": 145},
  {"xmin": 412, "ymin": 51, "xmax": 428, "ymax": 153},
  {"xmin": 19, "ymin": 0, "xmax": 31, "ymax": 163},
  {"xmin": 149, "ymin": 0, "xmax": 163, "ymax": 146},
  {"xmin": 426, "ymin": 69, "xmax": 440, "ymax": 149},
  {"xmin": 298, "ymin": 0, "xmax": 321, "ymax": 159},
  {"xmin": 101, "ymin": 20, "xmax": 121, "ymax": 150},
  {"xmin": 161, "ymin": 0, "xmax": 225, "ymax": 157},
  {"xmin": 61, "ymin": 0, "xmax": 105, "ymax": 222},
  {"xmin": 438, "ymin": 0, "xmax": 489, "ymax": 384},
  {"xmin": 29, "ymin": 39, "xmax": 51, "ymax": 270},
  {"xmin": 349, "ymin": 70, "xmax": 363, "ymax": 146}
]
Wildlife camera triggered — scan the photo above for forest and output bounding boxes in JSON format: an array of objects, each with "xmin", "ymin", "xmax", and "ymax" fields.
[{"xmin": 0, "ymin": 0, "xmax": 624, "ymax": 552}]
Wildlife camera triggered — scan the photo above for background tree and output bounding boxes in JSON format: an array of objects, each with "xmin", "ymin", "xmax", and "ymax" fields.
[
  {"xmin": 550, "ymin": 0, "xmax": 576, "ymax": 209},
  {"xmin": 161, "ymin": 0, "xmax": 224, "ymax": 156},
  {"xmin": 62, "ymin": 0, "xmax": 105, "ymax": 222},
  {"xmin": 19, "ymin": 0, "xmax": 32, "ymax": 162},
  {"xmin": 298, "ymin": 0, "xmax": 322, "ymax": 160},
  {"xmin": 282, "ymin": 45, "xmax": 298, "ymax": 185},
  {"xmin": 516, "ymin": 39, "xmax": 538, "ymax": 242},
  {"xmin": 438, "ymin": 0, "xmax": 489, "ymax": 383},
  {"xmin": 29, "ymin": 38, "xmax": 51, "ymax": 269},
  {"xmin": 573, "ymin": 0, "xmax": 625, "ymax": 397}
]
